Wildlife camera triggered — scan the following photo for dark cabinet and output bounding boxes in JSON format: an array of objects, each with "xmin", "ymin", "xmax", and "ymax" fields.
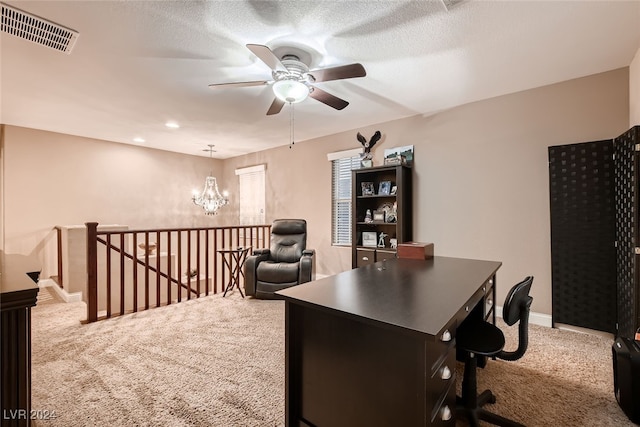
[
  {"xmin": 351, "ymin": 165, "xmax": 412, "ymax": 268},
  {"xmin": 1, "ymin": 276, "xmax": 39, "ymax": 427}
]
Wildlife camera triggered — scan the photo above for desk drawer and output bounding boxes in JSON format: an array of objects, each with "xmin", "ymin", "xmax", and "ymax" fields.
[
  {"xmin": 429, "ymin": 372, "xmax": 456, "ymax": 426},
  {"xmin": 356, "ymin": 249, "xmax": 376, "ymax": 267},
  {"xmin": 483, "ymin": 277, "xmax": 495, "ymax": 323},
  {"xmin": 376, "ymin": 249, "xmax": 396, "ymax": 262}
]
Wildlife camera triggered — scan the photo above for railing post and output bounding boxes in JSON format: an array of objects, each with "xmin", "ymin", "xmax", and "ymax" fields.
[{"xmin": 85, "ymin": 222, "xmax": 99, "ymax": 323}]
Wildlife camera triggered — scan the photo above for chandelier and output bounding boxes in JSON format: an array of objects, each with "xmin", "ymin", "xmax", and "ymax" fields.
[{"xmin": 192, "ymin": 145, "xmax": 229, "ymax": 215}]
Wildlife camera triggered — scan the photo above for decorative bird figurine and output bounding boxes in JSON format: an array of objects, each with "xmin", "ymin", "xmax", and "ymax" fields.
[{"xmin": 357, "ymin": 131, "xmax": 382, "ymax": 160}]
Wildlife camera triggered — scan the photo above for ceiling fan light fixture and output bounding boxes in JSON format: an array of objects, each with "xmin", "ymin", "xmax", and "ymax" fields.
[{"xmin": 272, "ymin": 80, "xmax": 309, "ymax": 104}]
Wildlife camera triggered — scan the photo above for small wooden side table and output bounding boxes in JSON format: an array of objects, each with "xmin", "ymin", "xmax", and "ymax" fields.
[{"xmin": 219, "ymin": 246, "xmax": 252, "ymax": 298}]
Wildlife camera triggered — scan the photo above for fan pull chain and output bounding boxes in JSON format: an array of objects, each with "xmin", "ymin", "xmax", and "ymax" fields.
[{"xmin": 289, "ymin": 102, "xmax": 295, "ymax": 149}]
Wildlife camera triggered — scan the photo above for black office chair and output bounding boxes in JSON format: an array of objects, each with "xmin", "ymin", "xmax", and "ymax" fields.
[{"xmin": 456, "ymin": 276, "xmax": 534, "ymax": 427}]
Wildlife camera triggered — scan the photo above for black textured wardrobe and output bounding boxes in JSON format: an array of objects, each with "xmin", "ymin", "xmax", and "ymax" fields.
[{"xmin": 549, "ymin": 126, "xmax": 640, "ymax": 338}]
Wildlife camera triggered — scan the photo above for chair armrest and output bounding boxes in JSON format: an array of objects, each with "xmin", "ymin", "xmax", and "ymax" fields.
[
  {"xmin": 244, "ymin": 251, "xmax": 271, "ymax": 296},
  {"xmin": 299, "ymin": 249, "xmax": 316, "ymax": 284}
]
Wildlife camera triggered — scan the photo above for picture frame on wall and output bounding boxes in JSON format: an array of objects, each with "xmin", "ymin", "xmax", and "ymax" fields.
[{"xmin": 378, "ymin": 181, "xmax": 391, "ymax": 195}]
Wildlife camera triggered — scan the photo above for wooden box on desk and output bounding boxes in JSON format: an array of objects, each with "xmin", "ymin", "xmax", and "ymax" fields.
[{"xmin": 397, "ymin": 242, "xmax": 434, "ymax": 260}]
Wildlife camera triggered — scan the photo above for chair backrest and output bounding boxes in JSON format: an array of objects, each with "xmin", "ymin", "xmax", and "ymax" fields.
[
  {"xmin": 502, "ymin": 276, "xmax": 534, "ymax": 326},
  {"xmin": 499, "ymin": 276, "xmax": 534, "ymax": 361},
  {"xmin": 269, "ymin": 219, "xmax": 307, "ymax": 263}
]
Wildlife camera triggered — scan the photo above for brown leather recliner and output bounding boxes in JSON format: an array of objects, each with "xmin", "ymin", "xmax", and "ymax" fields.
[{"xmin": 244, "ymin": 219, "xmax": 315, "ymax": 299}]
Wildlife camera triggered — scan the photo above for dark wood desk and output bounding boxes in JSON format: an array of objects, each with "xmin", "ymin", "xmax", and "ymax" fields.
[{"xmin": 276, "ymin": 256, "xmax": 501, "ymax": 427}]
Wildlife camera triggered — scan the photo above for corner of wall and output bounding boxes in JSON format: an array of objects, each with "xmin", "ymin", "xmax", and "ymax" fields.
[{"xmin": 630, "ymin": 46, "xmax": 640, "ymax": 126}]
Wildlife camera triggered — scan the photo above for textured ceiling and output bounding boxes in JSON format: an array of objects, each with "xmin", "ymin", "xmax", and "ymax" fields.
[{"xmin": 1, "ymin": 0, "xmax": 639, "ymax": 158}]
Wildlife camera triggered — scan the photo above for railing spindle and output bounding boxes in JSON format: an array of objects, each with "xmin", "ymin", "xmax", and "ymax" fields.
[
  {"xmin": 144, "ymin": 232, "xmax": 150, "ymax": 310},
  {"xmin": 221, "ymin": 229, "xmax": 228, "ymax": 290},
  {"xmin": 106, "ymin": 234, "xmax": 112, "ymax": 318},
  {"xmin": 213, "ymin": 229, "xmax": 219, "ymax": 294},
  {"xmin": 187, "ymin": 230, "xmax": 192, "ymax": 300},
  {"xmin": 156, "ymin": 230, "xmax": 161, "ymax": 307},
  {"xmin": 196, "ymin": 229, "xmax": 201, "ymax": 296},
  {"xmin": 177, "ymin": 231, "xmax": 182, "ymax": 303},
  {"xmin": 132, "ymin": 233, "xmax": 138, "ymax": 312},
  {"xmin": 167, "ymin": 231, "xmax": 172, "ymax": 305},
  {"xmin": 120, "ymin": 233, "xmax": 125, "ymax": 316},
  {"xmin": 205, "ymin": 229, "xmax": 210, "ymax": 295}
]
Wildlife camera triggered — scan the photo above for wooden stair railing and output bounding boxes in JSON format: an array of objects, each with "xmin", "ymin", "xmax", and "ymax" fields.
[{"xmin": 85, "ymin": 222, "xmax": 271, "ymax": 323}]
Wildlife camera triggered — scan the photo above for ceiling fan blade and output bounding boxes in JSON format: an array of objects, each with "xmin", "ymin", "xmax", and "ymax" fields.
[
  {"xmin": 266, "ymin": 97, "xmax": 285, "ymax": 116},
  {"xmin": 246, "ymin": 44, "xmax": 287, "ymax": 72},
  {"xmin": 309, "ymin": 87, "xmax": 349, "ymax": 110},
  {"xmin": 208, "ymin": 80, "xmax": 269, "ymax": 88},
  {"xmin": 307, "ymin": 63, "xmax": 366, "ymax": 83}
]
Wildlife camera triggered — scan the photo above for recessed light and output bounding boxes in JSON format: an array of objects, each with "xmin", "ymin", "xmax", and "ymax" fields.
[
  {"xmin": 165, "ymin": 121, "xmax": 180, "ymax": 129},
  {"xmin": 133, "ymin": 137, "xmax": 145, "ymax": 143}
]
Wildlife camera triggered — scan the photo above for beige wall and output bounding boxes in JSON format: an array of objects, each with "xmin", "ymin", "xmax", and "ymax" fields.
[
  {"xmin": 1, "ymin": 126, "xmax": 228, "ymax": 276},
  {"xmin": 1, "ymin": 67, "xmax": 630, "ymax": 317},
  {"xmin": 631, "ymin": 46, "xmax": 640, "ymax": 126},
  {"xmin": 225, "ymin": 68, "xmax": 630, "ymax": 316}
]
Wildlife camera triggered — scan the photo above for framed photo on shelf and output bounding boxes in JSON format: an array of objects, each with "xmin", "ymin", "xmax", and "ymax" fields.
[
  {"xmin": 373, "ymin": 210, "xmax": 385, "ymax": 222},
  {"xmin": 362, "ymin": 231, "xmax": 377, "ymax": 247},
  {"xmin": 378, "ymin": 181, "xmax": 391, "ymax": 195},
  {"xmin": 384, "ymin": 145, "xmax": 414, "ymax": 165},
  {"xmin": 361, "ymin": 181, "xmax": 375, "ymax": 196}
]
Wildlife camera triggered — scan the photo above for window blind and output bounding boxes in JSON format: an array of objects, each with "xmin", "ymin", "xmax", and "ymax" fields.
[{"xmin": 331, "ymin": 156, "xmax": 361, "ymax": 245}]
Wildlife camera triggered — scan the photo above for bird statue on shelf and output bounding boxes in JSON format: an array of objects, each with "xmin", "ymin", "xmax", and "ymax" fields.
[{"xmin": 357, "ymin": 130, "xmax": 382, "ymax": 162}]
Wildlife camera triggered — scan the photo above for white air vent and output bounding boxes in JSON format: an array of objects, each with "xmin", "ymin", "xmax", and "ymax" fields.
[
  {"xmin": 1, "ymin": 2, "xmax": 79, "ymax": 53},
  {"xmin": 441, "ymin": 0, "xmax": 466, "ymax": 11}
]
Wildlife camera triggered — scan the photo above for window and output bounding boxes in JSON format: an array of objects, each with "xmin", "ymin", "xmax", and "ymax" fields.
[
  {"xmin": 236, "ymin": 164, "xmax": 265, "ymax": 225},
  {"xmin": 329, "ymin": 150, "xmax": 362, "ymax": 245}
]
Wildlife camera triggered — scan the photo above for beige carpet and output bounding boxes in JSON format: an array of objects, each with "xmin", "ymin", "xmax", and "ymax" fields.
[{"xmin": 31, "ymin": 286, "xmax": 634, "ymax": 426}]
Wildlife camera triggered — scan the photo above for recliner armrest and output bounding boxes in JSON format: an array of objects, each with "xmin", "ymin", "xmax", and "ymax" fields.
[
  {"xmin": 299, "ymin": 249, "xmax": 316, "ymax": 284},
  {"xmin": 244, "ymin": 250, "xmax": 271, "ymax": 296}
]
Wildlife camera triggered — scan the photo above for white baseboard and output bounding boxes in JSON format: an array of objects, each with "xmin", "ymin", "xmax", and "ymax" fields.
[
  {"xmin": 38, "ymin": 278, "xmax": 82, "ymax": 303},
  {"xmin": 495, "ymin": 305, "xmax": 552, "ymax": 328}
]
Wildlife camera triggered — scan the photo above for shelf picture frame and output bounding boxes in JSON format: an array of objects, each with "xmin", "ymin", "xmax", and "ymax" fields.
[
  {"xmin": 384, "ymin": 145, "xmax": 414, "ymax": 165},
  {"xmin": 373, "ymin": 210, "xmax": 385, "ymax": 222},
  {"xmin": 378, "ymin": 181, "xmax": 391, "ymax": 195},
  {"xmin": 362, "ymin": 231, "xmax": 377, "ymax": 247},
  {"xmin": 361, "ymin": 181, "xmax": 375, "ymax": 196}
]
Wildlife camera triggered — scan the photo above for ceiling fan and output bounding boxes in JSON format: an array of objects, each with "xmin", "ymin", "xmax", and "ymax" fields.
[{"xmin": 209, "ymin": 44, "xmax": 366, "ymax": 115}]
